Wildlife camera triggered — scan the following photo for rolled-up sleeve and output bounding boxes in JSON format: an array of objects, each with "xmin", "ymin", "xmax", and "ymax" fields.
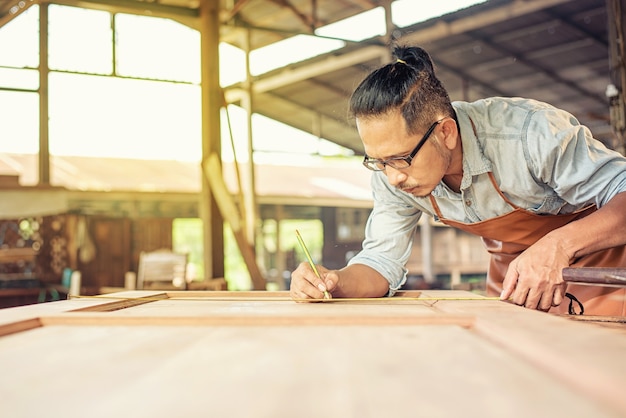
[{"xmin": 347, "ymin": 172, "xmax": 422, "ymax": 296}]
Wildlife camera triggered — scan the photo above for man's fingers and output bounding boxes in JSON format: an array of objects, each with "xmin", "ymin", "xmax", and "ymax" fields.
[
  {"xmin": 500, "ymin": 269, "xmax": 519, "ymax": 300},
  {"xmin": 552, "ymin": 285, "xmax": 565, "ymax": 307},
  {"xmin": 514, "ymin": 280, "xmax": 562, "ymax": 312},
  {"xmin": 513, "ymin": 286, "xmax": 530, "ymax": 307},
  {"xmin": 523, "ymin": 287, "xmax": 542, "ymax": 310},
  {"xmin": 291, "ymin": 286, "xmax": 324, "ymax": 302},
  {"xmin": 537, "ymin": 290, "xmax": 554, "ymax": 311},
  {"xmin": 289, "ymin": 261, "xmax": 330, "ymax": 301}
]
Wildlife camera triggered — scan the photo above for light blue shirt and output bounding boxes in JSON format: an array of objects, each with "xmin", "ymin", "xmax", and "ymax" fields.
[{"xmin": 348, "ymin": 97, "xmax": 626, "ymax": 295}]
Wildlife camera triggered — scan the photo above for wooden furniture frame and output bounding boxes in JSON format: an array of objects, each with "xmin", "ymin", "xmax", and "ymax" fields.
[
  {"xmin": 136, "ymin": 249, "xmax": 188, "ymax": 290},
  {"xmin": 0, "ymin": 290, "xmax": 624, "ymax": 417}
]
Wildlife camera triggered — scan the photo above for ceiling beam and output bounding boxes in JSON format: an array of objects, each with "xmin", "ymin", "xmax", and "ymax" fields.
[
  {"xmin": 50, "ymin": 0, "xmax": 198, "ymax": 26},
  {"xmin": 343, "ymin": 0, "xmax": 379, "ymax": 9},
  {"xmin": 0, "ymin": 0, "xmax": 38, "ymax": 28},
  {"xmin": 268, "ymin": 0, "xmax": 316, "ymax": 29},
  {"xmin": 400, "ymin": 0, "xmax": 574, "ymax": 45},
  {"xmin": 225, "ymin": 44, "xmax": 385, "ymax": 102},
  {"xmin": 220, "ymin": 0, "xmax": 253, "ymax": 24},
  {"xmin": 253, "ymin": 92, "xmax": 361, "ymax": 152}
]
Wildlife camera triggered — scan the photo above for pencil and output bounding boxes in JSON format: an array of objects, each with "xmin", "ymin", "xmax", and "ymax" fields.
[{"xmin": 295, "ymin": 229, "xmax": 330, "ymax": 299}]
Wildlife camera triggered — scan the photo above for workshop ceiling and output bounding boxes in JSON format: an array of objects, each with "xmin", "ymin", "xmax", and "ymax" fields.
[
  {"xmin": 223, "ymin": 0, "xmax": 613, "ymax": 153},
  {"xmin": 0, "ymin": 0, "xmax": 615, "ymax": 153}
]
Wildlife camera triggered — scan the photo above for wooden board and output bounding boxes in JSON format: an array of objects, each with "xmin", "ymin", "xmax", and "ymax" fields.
[{"xmin": 0, "ymin": 290, "xmax": 624, "ymax": 418}]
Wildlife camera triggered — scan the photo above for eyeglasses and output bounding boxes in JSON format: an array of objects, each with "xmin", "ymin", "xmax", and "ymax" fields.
[{"xmin": 362, "ymin": 119, "xmax": 443, "ymax": 171}]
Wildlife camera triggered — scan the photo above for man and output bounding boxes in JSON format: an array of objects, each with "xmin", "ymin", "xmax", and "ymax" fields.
[{"xmin": 290, "ymin": 45, "xmax": 626, "ymax": 316}]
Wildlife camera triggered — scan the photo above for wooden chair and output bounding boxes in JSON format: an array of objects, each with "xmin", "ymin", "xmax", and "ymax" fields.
[{"xmin": 136, "ymin": 249, "xmax": 188, "ymax": 290}]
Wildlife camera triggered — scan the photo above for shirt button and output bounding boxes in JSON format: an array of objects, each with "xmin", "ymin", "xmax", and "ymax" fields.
[{"xmin": 465, "ymin": 200, "xmax": 472, "ymax": 206}]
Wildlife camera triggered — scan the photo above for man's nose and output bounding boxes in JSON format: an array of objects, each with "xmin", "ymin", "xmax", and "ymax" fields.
[{"xmin": 384, "ymin": 165, "xmax": 407, "ymax": 186}]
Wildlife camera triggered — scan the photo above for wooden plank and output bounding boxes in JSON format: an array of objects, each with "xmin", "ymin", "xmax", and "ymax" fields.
[
  {"xmin": 0, "ymin": 290, "xmax": 624, "ymax": 417},
  {"xmin": 46, "ymin": 290, "xmax": 464, "ymax": 326},
  {"xmin": 0, "ymin": 291, "xmax": 168, "ymax": 335},
  {"xmin": 0, "ymin": 317, "xmax": 42, "ymax": 337},
  {"xmin": 38, "ymin": 312, "xmax": 474, "ymax": 327},
  {"xmin": 426, "ymin": 291, "xmax": 626, "ymax": 413},
  {"xmin": 69, "ymin": 293, "xmax": 168, "ymax": 313},
  {"xmin": 0, "ymin": 323, "xmax": 618, "ymax": 417}
]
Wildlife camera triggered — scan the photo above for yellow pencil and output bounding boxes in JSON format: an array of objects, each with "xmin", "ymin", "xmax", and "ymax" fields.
[{"xmin": 295, "ymin": 229, "xmax": 330, "ymax": 299}]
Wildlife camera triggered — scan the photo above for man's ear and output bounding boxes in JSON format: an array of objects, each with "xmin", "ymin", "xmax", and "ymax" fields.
[{"xmin": 440, "ymin": 118, "xmax": 459, "ymax": 150}]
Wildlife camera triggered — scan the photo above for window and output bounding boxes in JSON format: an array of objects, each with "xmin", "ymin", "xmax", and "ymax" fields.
[
  {"xmin": 115, "ymin": 13, "xmax": 200, "ymax": 83},
  {"xmin": 48, "ymin": 72, "xmax": 201, "ymax": 160},
  {"xmin": 0, "ymin": 5, "xmax": 39, "ymax": 68},
  {"xmin": 49, "ymin": 5, "xmax": 113, "ymax": 74},
  {"xmin": 0, "ymin": 91, "xmax": 39, "ymax": 155}
]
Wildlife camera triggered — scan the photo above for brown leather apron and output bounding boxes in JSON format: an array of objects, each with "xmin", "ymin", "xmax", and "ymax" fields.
[{"xmin": 428, "ymin": 172, "xmax": 626, "ymax": 316}]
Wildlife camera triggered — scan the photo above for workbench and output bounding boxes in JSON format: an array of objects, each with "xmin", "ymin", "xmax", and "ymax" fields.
[{"xmin": 1, "ymin": 290, "xmax": 624, "ymax": 417}]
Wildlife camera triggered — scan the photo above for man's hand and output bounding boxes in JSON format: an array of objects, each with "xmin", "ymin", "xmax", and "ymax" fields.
[
  {"xmin": 289, "ymin": 261, "xmax": 338, "ymax": 302},
  {"xmin": 500, "ymin": 235, "xmax": 570, "ymax": 311}
]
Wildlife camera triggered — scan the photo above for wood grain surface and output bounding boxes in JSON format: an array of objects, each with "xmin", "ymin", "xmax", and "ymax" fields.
[{"xmin": 0, "ymin": 290, "xmax": 624, "ymax": 418}]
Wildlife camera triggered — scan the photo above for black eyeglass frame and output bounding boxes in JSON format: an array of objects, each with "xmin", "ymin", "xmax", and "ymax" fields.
[{"xmin": 362, "ymin": 119, "xmax": 444, "ymax": 171}]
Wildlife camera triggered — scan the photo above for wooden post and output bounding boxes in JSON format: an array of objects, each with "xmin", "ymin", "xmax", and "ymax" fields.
[
  {"xmin": 203, "ymin": 153, "xmax": 266, "ymax": 290},
  {"xmin": 199, "ymin": 0, "xmax": 225, "ymax": 280},
  {"xmin": 607, "ymin": 0, "xmax": 626, "ymax": 154},
  {"xmin": 38, "ymin": 2, "xmax": 50, "ymax": 185}
]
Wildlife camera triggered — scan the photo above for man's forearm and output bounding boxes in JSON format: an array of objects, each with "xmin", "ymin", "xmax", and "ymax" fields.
[
  {"xmin": 548, "ymin": 191, "xmax": 626, "ymax": 260},
  {"xmin": 332, "ymin": 263, "xmax": 390, "ymax": 298}
]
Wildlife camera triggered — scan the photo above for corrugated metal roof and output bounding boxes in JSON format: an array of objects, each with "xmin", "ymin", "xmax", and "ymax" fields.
[
  {"xmin": 0, "ymin": 153, "xmax": 374, "ymax": 206},
  {"xmin": 231, "ymin": 0, "xmax": 614, "ymax": 152}
]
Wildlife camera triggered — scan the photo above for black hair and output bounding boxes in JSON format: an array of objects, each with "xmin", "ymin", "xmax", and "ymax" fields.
[{"xmin": 349, "ymin": 45, "xmax": 457, "ymax": 135}]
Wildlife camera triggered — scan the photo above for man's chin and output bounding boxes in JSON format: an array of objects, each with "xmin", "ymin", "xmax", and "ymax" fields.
[{"xmin": 401, "ymin": 186, "xmax": 430, "ymax": 198}]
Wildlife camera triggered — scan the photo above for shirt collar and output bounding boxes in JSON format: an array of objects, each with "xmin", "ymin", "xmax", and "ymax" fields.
[{"xmin": 453, "ymin": 102, "xmax": 493, "ymax": 190}]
